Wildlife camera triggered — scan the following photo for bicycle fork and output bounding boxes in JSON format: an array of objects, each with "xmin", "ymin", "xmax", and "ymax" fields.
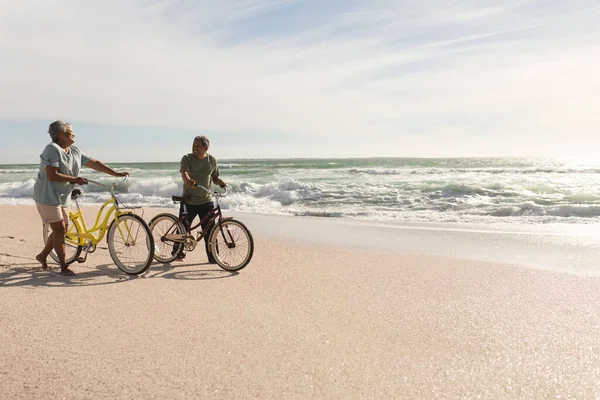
[{"xmin": 218, "ymin": 221, "xmax": 237, "ymax": 249}]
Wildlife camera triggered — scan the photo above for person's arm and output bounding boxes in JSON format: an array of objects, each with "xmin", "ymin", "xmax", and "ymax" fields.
[
  {"xmin": 180, "ymin": 155, "xmax": 196, "ymax": 187},
  {"xmin": 41, "ymin": 144, "xmax": 86, "ymax": 184},
  {"xmin": 181, "ymin": 168, "xmax": 196, "ymax": 187},
  {"xmin": 85, "ymin": 159, "xmax": 129, "ymax": 177},
  {"xmin": 211, "ymin": 156, "xmax": 225, "ymax": 188},
  {"xmin": 212, "ymin": 176, "xmax": 226, "ymax": 188},
  {"xmin": 45, "ymin": 165, "xmax": 87, "ymax": 185}
]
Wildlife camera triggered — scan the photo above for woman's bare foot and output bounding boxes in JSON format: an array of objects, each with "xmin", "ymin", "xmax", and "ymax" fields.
[{"xmin": 36, "ymin": 254, "xmax": 49, "ymax": 270}]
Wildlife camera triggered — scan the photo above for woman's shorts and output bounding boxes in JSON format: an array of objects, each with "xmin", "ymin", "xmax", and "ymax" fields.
[{"xmin": 35, "ymin": 202, "xmax": 69, "ymax": 224}]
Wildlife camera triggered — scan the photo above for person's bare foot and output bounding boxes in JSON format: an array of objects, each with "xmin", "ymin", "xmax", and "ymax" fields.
[
  {"xmin": 60, "ymin": 267, "xmax": 75, "ymax": 276},
  {"xmin": 36, "ymin": 254, "xmax": 49, "ymax": 270}
]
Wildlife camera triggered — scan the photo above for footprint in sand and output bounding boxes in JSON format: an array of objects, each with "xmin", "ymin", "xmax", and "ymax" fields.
[{"xmin": 1, "ymin": 235, "xmax": 25, "ymax": 242}]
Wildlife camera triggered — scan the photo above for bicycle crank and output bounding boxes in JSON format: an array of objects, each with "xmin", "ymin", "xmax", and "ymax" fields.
[
  {"xmin": 77, "ymin": 243, "xmax": 96, "ymax": 263},
  {"xmin": 185, "ymin": 236, "xmax": 197, "ymax": 252}
]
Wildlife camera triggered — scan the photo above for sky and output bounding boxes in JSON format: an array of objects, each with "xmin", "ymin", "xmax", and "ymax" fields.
[{"xmin": 0, "ymin": 0, "xmax": 599, "ymax": 163}]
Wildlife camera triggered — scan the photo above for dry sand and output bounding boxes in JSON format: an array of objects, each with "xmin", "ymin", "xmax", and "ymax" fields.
[{"xmin": 1, "ymin": 205, "xmax": 599, "ymax": 399}]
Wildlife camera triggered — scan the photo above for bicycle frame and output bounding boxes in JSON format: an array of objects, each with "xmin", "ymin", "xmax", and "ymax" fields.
[
  {"xmin": 64, "ymin": 178, "xmax": 136, "ymax": 248},
  {"xmin": 66, "ymin": 198, "xmax": 131, "ymax": 246},
  {"xmin": 163, "ymin": 186, "xmax": 232, "ymax": 244},
  {"xmin": 180, "ymin": 203, "xmax": 223, "ymax": 241}
]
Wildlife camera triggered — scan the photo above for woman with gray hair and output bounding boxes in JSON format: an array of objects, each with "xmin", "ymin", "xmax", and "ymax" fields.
[{"xmin": 33, "ymin": 120, "xmax": 129, "ymax": 276}]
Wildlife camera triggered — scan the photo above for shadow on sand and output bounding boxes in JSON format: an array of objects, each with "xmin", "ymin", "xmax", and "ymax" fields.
[{"xmin": 0, "ymin": 256, "xmax": 239, "ymax": 288}]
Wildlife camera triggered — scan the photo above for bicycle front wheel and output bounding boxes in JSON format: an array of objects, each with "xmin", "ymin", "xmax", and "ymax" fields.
[
  {"xmin": 209, "ymin": 219, "xmax": 254, "ymax": 272},
  {"xmin": 149, "ymin": 213, "xmax": 186, "ymax": 263},
  {"xmin": 107, "ymin": 214, "xmax": 154, "ymax": 275},
  {"xmin": 42, "ymin": 214, "xmax": 82, "ymax": 266}
]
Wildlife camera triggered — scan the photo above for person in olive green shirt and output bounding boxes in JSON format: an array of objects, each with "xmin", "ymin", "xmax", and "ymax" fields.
[{"xmin": 178, "ymin": 135, "xmax": 226, "ymax": 262}]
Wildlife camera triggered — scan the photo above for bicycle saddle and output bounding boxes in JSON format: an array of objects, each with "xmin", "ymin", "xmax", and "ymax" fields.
[
  {"xmin": 172, "ymin": 194, "xmax": 192, "ymax": 203},
  {"xmin": 71, "ymin": 189, "xmax": 82, "ymax": 200}
]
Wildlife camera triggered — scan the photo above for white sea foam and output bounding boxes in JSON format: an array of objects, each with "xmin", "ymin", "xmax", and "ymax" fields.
[
  {"xmin": 2, "ymin": 158, "xmax": 600, "ymax": 224},
  {"xmin": 0, "ymin": 179, "xmax": 36, "ymax": 198},
  {"xmin": 126, "ymin": 177, "xmax": 181, "ymax": 198}
]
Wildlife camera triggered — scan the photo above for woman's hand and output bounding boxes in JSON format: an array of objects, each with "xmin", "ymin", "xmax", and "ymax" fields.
[
  {"xmin": 115, "ymin": 171, "xmax": 129, "ymax": 178},
  {"xmin": 73, "ymin": 177, "xmax": 88, "ymax": 185}
]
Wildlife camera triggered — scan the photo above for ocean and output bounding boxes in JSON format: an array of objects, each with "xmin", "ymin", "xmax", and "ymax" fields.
[{"xmin": 2, "ymin": 157, "xmax": 600, "ymax": 224}]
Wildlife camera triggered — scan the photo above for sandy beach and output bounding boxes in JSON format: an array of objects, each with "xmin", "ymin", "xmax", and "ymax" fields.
[{"xmin": 1, "ymin": 204, "xmax": 600, "ymax": 399}]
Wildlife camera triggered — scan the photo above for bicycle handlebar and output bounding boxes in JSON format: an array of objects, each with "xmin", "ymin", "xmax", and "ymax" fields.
[
  {"xmin": 85, "ymin": 176, "xmax": 128, "ymax": 197},
  {"xmin": 195, "ymin": 184, "xmax": 227, "ymax": 196},
  {"xmin": 86, "ymin": 175, "xmax": 128, "ymax": 188}
]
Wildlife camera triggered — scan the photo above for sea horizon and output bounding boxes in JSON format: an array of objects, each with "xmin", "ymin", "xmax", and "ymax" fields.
[{"xmin": 2, "ymin": 155, "xmax": 599, "ymax": 166}]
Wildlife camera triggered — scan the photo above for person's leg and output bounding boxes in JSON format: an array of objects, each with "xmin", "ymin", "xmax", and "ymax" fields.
[
  {"xmin": 176, "ymin": 203, "xmax": 199, "ymax": 259},
  {"xmin": 35, "ymin": 205, "xmax": 70, "ymax": 273},
  {"xmin": 50, "ymin": 220, "xmax": 72, "ymax": 274},
  {"xmin": 36, "ymin": 231, "xmax": 54, "ymax": 269},
  {"xmin": 38, "ymin": 220, "xmax": 73, "ymax": 275},
  {"xmin": 198, "ymin": 202, "xmax": 216, "ymax": 263}
]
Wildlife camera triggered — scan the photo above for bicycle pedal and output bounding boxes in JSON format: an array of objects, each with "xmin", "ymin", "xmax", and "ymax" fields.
[{"xmin": 77, "ymin": 257, "xmax": 86, "ymax": 263}]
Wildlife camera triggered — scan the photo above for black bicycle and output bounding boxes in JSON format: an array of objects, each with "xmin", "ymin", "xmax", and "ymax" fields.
[{"xmin": 149, "ymin": 186, "xmax": 254, "ymax": 271}]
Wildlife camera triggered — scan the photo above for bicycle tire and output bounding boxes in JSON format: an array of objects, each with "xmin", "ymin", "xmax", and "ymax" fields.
[
  {"xmin": 107, "ymin": 214, "xmax": 154, "ymax": 275},
  {"xmin": 149, "ymin": 213, "xmax": 186, "ymax": 263},
  {"xmin": 209, "ymin": 219, "xmax": 254, "ymax": 272},
  {"xmin": 42, "ymin": 214, "xmax": 83, "ymax": 266}
]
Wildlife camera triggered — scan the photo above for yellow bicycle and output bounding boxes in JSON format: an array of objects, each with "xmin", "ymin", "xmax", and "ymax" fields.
[{"xmin": 42, "ymin": 177, "xmax": 155, "ymax": 275}]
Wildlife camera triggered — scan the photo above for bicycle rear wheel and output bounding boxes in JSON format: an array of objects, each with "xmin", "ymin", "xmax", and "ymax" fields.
[
  {"xmin": 42, "ymin": 214, "xmax": 82, "ymax": 266},
  {"xmin": 107, "ymin": 214, "xmax": 154, "ymax": 275},
  {"xmin": 209, "ymin": 219, "xmax": 254, "ymax": 272},
  {"xmin": 149, "ymin": 213, "xmax": 186, "ymax": 263}
]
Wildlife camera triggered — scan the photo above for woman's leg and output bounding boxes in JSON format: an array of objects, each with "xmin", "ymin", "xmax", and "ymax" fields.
[
  {"xmin": 51, "ymin": 221, "xmax": 67, "ymax": 264},
  {"xmin": 36, "ymin": 232, "xmax": 54, "ymax": 269},
  {"xmin": 36, "ymin": 206, "xmax": 71, "ymax": 273}
]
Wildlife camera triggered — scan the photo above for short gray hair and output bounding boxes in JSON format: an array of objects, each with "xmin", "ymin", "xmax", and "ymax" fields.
[
  {"xmin": 194, "ymin": 135, "xmax": 210, "ymax": 147},
  {"xmin": 48, "ymin": 120, "xmax": 71, "ymax": 143}
]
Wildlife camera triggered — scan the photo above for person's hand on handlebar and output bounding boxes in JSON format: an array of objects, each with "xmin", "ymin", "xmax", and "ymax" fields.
[
  {"xmin": 73, "ymin": 177, "xmax": 88, "ymax": 185},
  {"xmin": 115, "ymin": 171, "xmax": 129, "ymax": 178},
  {"xmin": 213, "ymin": 177, "xmax": 226, "ymax": 189},
  {"xmin": 185, "ymin": 177, "xmax": 196, "ymax": 187}
]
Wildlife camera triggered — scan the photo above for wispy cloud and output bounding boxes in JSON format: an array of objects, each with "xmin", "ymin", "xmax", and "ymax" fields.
[{"xmin": 0, "ymin": 0, "xmax": 599, "ymax": 160}]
